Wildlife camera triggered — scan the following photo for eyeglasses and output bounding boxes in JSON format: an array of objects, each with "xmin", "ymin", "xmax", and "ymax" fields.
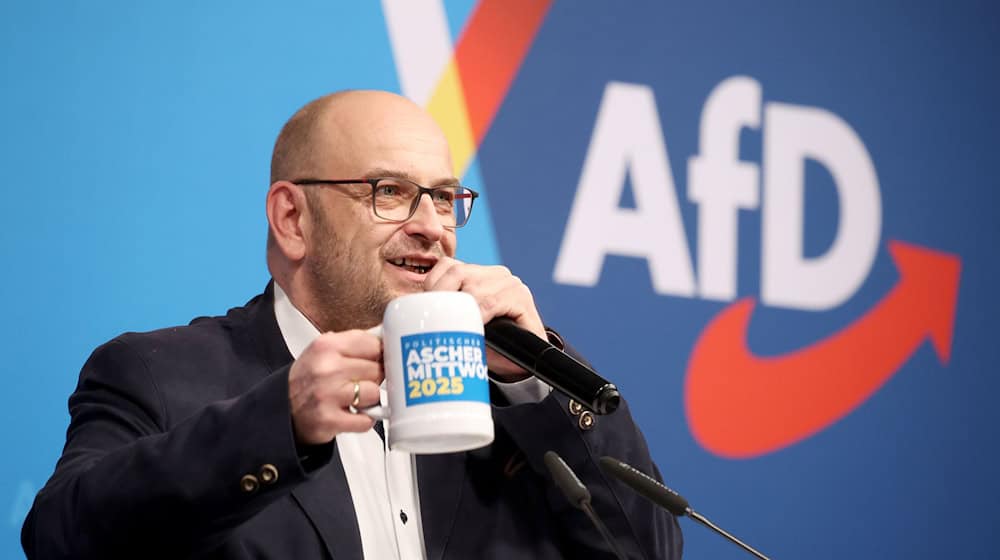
[{"xmin": 293, "ymin": 177, "xmax": 479, "ymax": 229}]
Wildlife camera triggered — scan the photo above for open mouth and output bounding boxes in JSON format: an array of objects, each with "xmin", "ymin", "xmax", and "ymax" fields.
[{"xmin": 387, "ymin": 257, "xmax": 435, "ymax": 275}]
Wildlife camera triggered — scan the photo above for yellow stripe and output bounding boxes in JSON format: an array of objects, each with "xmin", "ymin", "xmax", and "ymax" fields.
[{"xmin": 426, "ymin": 58, "xmax": 477, "ymax": 178}]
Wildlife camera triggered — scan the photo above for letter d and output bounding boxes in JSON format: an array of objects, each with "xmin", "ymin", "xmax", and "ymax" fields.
[{"xmin": 762, "ymin": 103, "xmax": 881, "ymax": 310}]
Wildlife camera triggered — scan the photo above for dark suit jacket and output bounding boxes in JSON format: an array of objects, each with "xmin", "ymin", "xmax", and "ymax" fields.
[{"xmin": 22, "ymin": 284, "xmax": 682, "ymax": 559}]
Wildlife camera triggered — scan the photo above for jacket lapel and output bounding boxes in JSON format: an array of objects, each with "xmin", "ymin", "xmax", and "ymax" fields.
[
  {"xmin": 416, "ymin": 453, "xmax": 467, "ymax": 560},
  {"xmin": 244, "ymin": 281, "xmax": 365, "ymax": 559},
  {"xmin": 244, "ymin": 281, "xmax": 296, "ymax": 374},
  {"xmin": 291, "ymin": 446, "xmax": 365, "ymax": 560}
]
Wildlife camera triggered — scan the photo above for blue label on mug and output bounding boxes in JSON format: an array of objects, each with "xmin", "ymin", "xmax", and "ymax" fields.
[{"xmin": 401, "ymin": 331, "xmax": 490, "ymax": 406}]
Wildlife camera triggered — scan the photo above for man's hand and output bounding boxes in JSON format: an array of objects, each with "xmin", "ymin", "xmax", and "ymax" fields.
[
  {"xmin": 423, "ymin": 257, "xmax": 547, "ymax": 381},
  {"xmin": 288, "ymin": 330, "xmax": 384, "ymax": 445}
]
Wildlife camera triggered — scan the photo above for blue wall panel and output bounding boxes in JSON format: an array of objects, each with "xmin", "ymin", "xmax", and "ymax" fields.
[{"xmin": 2, "ymin": 1, "xmax": 997, "ymax": 558}]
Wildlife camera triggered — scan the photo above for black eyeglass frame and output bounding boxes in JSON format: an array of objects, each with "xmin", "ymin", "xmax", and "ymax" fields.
[{"xmin": 292, "ymin": 177, "xmax": 480, "ymax": 229}]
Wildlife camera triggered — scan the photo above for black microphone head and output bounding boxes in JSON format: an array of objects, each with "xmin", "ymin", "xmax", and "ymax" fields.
[
  {"xmin": 599, "ymin": 456, "xmax": 690, "ymax": 516},
  {"xmin": 544, "ymin": 451, "xmax": 591, "ymax": 509},
  {"xmin": 593, "ymin": 385, "xmax": 621, "ymax": 415}
]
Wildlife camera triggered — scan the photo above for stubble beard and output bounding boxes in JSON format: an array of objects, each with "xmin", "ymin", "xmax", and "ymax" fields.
[
  {"xmin": 304, "ymin": 218, "xmax": 393, "ymax": 333},
  {"xmin": 303, "ymin": 205, "xmax": 449, "ymax": 333}
]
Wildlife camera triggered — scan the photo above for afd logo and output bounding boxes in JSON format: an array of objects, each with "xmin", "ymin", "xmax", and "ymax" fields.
[{"xmin": 553, "ymin": 77, "xmax": 961, "ymax": 458}]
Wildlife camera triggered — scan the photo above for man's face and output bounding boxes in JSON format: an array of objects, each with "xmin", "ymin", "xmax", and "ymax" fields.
[{"xmin": 300, "ymin": 95, "xmax": 458, "ymax": 332}]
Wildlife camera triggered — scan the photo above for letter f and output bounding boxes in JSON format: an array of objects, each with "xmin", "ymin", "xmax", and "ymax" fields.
[{"xmin": 688, "ymin": 76, "xmax": 763, "ymax": 301}]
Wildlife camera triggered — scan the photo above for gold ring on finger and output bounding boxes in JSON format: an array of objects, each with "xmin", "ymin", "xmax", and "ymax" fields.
[{"xmin": 350, "ymin": 380, "xmax": 361, "ymax": 413}]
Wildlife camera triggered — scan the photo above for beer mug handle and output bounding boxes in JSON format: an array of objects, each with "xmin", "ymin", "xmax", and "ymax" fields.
[{"xmin": 360, "ymin": 325, "xmax": 389, "ymax": 420}]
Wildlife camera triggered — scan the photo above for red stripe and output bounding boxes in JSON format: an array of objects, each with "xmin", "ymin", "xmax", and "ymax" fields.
[{"xmin": 454, "ymin": 0, "xmax": 553, "ymax": 145}]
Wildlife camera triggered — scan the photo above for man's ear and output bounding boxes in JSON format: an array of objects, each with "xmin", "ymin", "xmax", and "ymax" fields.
[{"xmin": 266, "ymin": 181, "xmax": 309, "ymax": 262}]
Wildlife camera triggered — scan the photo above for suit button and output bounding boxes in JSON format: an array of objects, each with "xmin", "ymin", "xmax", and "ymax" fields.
[
  {"xmin": 259, "ymin": 464, "xmax": 279, "ymax": 485},
  {"xmin": 578, "ymin": 411, "xmax": 595, "ymax": 431},
  {"xmin": 240, "ymin": 474, "xmax": 260, "ymax": 493},
  {"xmin": 568, "ymin": 399, "xmax": 585, "ymax": 416}
]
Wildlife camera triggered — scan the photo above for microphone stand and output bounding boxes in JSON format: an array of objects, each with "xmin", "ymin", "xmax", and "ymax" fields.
[
  {"xmin": 685, "ymin": 508, "xmax": 770, "ymax": 560},
  {"xmin": 599, "ymin": 456, "xmax": 771, "ymax": 560}
]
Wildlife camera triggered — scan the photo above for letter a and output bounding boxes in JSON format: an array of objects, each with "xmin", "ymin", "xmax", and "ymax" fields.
[{"xmin": 553, "ymin": 82, "xmax": 695, "ymax": 296}]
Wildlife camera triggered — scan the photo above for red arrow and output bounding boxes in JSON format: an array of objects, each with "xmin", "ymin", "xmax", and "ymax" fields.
[
  {"xmin": 454, "ymin": 0, "xmax": 553, "ymax": 145},
  {"xmin": 684, "ymin": 240, "xmax": 961, "ymax": 459}
]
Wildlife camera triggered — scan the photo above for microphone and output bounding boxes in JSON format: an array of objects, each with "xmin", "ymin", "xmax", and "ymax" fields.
[
  {"xmin": 599, "ymin": 456, "xmax": 771, "ymax": 560},
  {"xmin": 485, "ymin": 318, "xmax": 620, "ymax": 414},
  {"xmin": 544, "ymin": 451, "xmax": 628, "ymax": 560}
]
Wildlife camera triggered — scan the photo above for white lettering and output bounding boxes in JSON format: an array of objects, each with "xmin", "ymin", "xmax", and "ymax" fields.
[
  {"xmin": 407, "ymin": 363, "xmax": 427, "ymax": 380},
  {"xmin": 553, "ymin": 81, "xmax": 696, "ymax": 296},
  {"xmin": 688, "ymin": 76, "xmax": 762, "ymax": 301},
  {"xmin": 762, "ymin": 102, "xmax": 881, "ymax": 310},
  {"xmin": 419, "ymin": 347, "xmax": 434, "ymax": 362},
  {"xmin": 406, "ymin": 349, "xmax": 422, "ymax": 366},
  {"xmin": 433, "ymin": 346, "xmax": 449, "ymax": 362},
  {"xmin": 458, "ymin": 362, "xmax": 477, "ymax": 378}
]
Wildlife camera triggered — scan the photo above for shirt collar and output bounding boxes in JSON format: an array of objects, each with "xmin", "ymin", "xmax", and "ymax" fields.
[{"xmin": 273, "ymin": 282, "xmax": 321, "ymax": 360}]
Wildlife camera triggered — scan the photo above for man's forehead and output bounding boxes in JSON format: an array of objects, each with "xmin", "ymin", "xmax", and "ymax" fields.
[
  {"xmin": 363, "ymin": 166, "xmax": 460, "ymax": 186},
  {"xmin": 314, "ymin": 117, "xmax": 454, "ymax": 180}
]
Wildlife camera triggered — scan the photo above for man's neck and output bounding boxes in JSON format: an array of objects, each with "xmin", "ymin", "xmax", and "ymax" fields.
[{"xmin": 272, "ymin": 275, "xmax": 383, "ymax": 333}]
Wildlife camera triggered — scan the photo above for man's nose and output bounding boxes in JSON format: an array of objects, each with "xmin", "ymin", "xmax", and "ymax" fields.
[{"xmin": 401, "ymin": 193, "xmax": 446, "ymax": 241}]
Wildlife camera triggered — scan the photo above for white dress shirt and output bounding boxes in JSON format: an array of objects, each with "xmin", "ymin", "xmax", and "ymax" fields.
[{"xmin": 272, "ymin": 283, "xmax": 551, "ymax": 559}]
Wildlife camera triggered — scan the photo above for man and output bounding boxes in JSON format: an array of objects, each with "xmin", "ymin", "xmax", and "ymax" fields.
[{"xmin": 22, "ymin": 91, "xmax": 683, "ymax": 559}]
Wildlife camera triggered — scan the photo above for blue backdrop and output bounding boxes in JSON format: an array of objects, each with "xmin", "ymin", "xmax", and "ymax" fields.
[{"xmin": 2, "ymin": 1, "xmax": 997, "ymax": 558}]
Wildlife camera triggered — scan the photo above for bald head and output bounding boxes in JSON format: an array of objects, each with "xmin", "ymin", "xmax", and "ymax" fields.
[
  {"xmin": 265, "ymin": 90, "xmax": 460, "ymax": 332},
  {"xmin": 270, "ymin": 90, "xmax": 451, "ymax": 184},
  {"xmin": 269, "ymin": 93, "xmax": 335, "ymax": 184}
]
